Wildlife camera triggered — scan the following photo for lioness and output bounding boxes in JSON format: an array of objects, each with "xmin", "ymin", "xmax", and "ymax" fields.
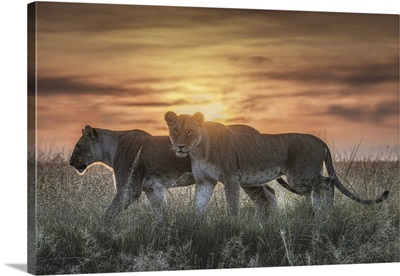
[
  {"xmin": 164, "ymin": 111, "xmax": 389, "ymax": 215},
  {"xmin": 70, "ymin": 125, "xmax": 277, "ymax": 220}
]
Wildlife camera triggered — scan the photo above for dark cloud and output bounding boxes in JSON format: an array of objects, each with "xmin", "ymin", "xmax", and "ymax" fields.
[
  {"xmin": 35, "ymin": 2, "xmax": 398, "ymax": 54},
  {"xmin": 126, "ymin": 76, "xmax": 182, "ymax": 85},
  {"xmin": 240, "ymin": 88, "xmax": 399, "ymax": 127},
  {"xmin": 224, "ymin": 55, "xmax": 273, "ymax": 65},
  {"xmin": 242, "ymin": 92, "xmax": 285, "ymax": 102},
  {"xmin": 99, "ymin": 112, "xmax": 160, "ymax": 128},
  {"xmin": 371, "ymin": 101, "xmax": 399, "ymax": 123},
  {"xmin": 250, "ymin": 56, "xmax": 273, "ymax": 64},
  {"xmin": 240, "ymin": 89, "xmax": 347, "ymax": 108},
  {"xmin": 325, "ymin": 105, "xmax": 366, "ymax": 122},
  {"xmin": 35, "ymin": 3, "xmax": 397, "ymax": 33},
  {"xmin": 36, "ymin": 75, "xmax": 141, "ymax": 96},
  {"xmin": 119, "ymin": 118, "xmax": 160, "ymax": 128},
  {"xmin": 321, "ymin": 101, "xmax": 399, "ymax": 124},
  {"xmin": 35, "ymin": 2, "xmax": 258, "ymax": 33},
  {"xmin": 117, "ymin": 99, "xmax": 191, "ymax": 107},
  {"xmin": 332, "ymin": 61, "xmax": 399, "ymax": 87},
  {"xmin": 248, "ymin": 58, "xmax": 398, "ymax": 87}
]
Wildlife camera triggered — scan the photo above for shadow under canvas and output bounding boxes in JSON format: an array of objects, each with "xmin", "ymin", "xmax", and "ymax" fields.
[{"xmin": 6, "ymin": 263, "xmax": 27, "ymax": 273}]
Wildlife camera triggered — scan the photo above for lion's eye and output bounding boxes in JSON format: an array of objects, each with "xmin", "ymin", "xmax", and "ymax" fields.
[{"xmin": 187, "ymin": 129, "xmax": 193, "ymax": 135}]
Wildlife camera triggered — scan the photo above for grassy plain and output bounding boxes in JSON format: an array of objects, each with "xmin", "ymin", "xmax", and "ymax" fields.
[{"xmin": 31, "ymin": 148, "xmax": 399, "ymax": 274}]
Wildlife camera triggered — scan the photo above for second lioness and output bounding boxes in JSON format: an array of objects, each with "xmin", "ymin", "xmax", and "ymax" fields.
[
  {"xmin": 70, "ymin": 125, "xmax": 277, "ymax": 221},
  {"xmin": 164, "ymin": 111, "xmax": 389, "ymax": 216}
]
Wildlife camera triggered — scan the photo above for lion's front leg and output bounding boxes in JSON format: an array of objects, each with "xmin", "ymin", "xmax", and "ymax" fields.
[{"xmin": 194, "ymin": 180, "xmax": 216, "ymax": 214}]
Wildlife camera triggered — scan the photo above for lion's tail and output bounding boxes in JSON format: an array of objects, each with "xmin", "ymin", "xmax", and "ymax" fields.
[{"xmin": 325, "ymin": 147, "xmax": 389, "ymax": 204}]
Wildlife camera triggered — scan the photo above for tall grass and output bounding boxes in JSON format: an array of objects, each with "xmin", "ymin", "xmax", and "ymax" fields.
[{"xmin": 30, "ymin": 148, "xmax": 399, "ymax": 275}]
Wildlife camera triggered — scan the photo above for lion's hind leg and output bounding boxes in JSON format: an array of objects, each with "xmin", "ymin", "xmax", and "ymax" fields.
[
  {"xmin": 290, "ymin": 175, "xmax": 334, "ymax": 215},
  {"xmin": 144, "ymin": 187, "xmax": 167, "ymax": 225},
  {"xmin": 312, "ymin": 176, "xmax": 334, "ymax": 214},
  {"xmin": 102, "ymin": 186, "xmax": 141, "ymax": 223},
  {"xmin": 241, "ymin": 185, "xmax": 277, "ymax": 219},
  {"xmin": 284, "ymin": 175, "xmax": 316, "ymax": 212},
  {"xmin": 145, "ymin": 187, "xmax": 167, "ymax": 212}
]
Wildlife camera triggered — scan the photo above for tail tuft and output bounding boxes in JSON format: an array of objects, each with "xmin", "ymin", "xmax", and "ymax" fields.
[{"xmin": 378, "ymin": 190, "xmax": 389, "ymax": 203}]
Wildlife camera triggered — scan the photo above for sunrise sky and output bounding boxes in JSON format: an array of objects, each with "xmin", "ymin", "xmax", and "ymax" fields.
[{"xmin": 30, "ymin": 2, "xmax": 399, "ymax": 156}]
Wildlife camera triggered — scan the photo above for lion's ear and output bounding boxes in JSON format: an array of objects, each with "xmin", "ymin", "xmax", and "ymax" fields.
[
  {"xmin": 83, "ymin": 125, "xmax": 99, "ymax": 141},
  {"xmin": 192, "ymin": 112, "xmax": 205, "ymax": 127},
  {"xmin": 165, "ymin": 111, "xmax": 178, "ymax": 126}
]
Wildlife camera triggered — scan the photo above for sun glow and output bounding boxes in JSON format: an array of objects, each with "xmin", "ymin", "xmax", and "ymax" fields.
[
  {"xmin": 171, "ymin": 97, "xmax": 230, "ymax": 122},
  {"xmin": 172, "ymin": 101, "xmax": 230, "ymax": 123},
  {"xmin": 164, "ymin": 83, "xmax": 232, "ymax": 122}
]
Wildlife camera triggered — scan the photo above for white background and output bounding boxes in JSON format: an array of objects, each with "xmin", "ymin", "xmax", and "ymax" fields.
[{"xmin": 0, "ymin": 0, "xmax": 399, "ymax": 275}]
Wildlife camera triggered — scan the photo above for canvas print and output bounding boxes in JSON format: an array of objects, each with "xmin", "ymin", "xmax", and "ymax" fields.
[{"xmin": 28, "ymin": 2, "xmax": 399, "ymax": 275}]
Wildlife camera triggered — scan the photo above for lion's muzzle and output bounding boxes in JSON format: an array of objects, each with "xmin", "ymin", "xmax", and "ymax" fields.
[{"xmin": 174, "ymin": 143, "xmax": 189, "ymax": 157}]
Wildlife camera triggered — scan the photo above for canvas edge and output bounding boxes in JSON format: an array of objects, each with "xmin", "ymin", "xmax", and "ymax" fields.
[{"xmin": 28, "ymin": 2, "xmax": 37, "ymax": 275}]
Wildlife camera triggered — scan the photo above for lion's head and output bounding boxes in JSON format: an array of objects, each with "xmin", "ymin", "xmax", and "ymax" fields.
[
  {"xmin": 164, "ymin": 111, "xmax": 205, "ymax": 157},
  {"xmin": 69, "ymin": 125, "xmax": 102, "ymax": 173}
]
